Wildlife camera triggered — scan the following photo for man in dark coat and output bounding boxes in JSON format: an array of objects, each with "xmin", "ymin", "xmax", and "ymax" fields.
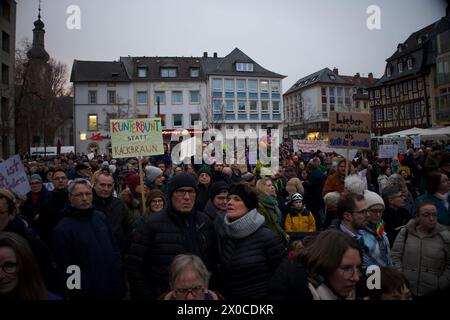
[
  {"xmin": 21, "ymin": 174, "xmax": 49, "ymax": 232},
  {"xmin": 52, "ymin": 179, "xmax": 124, "ymax": 300},
  {"xmin": 126, "ymin": 173, "xmax": 218, "ymax": 300},
  {"xmin": 382, "ymin": 183, "xmax": 411, "ymax": 246}
]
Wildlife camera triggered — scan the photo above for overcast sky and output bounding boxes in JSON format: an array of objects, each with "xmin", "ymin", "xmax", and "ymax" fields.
[{"xmin": 16, "ymin": 0, "xmax": 447, "ymax": 91}]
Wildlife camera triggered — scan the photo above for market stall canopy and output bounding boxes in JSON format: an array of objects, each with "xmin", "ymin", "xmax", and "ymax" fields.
[{"xmin": 384, "ymin": 127, "xmax": 426, "ymax": 137}]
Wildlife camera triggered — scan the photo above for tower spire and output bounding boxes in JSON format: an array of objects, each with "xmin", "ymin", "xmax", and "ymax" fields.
[
  {"xmin": 38, "ymin": 0, "xmax": 41, "ymax": 19},
  {"xmin": 27, "ymin": 0, "xmax": 49, "ymax": 61}
]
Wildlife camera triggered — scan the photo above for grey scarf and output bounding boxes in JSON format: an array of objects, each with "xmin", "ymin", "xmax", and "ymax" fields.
[{"xmin": 223, "ymin": 208, "xmax": 265, "ymax": 239}]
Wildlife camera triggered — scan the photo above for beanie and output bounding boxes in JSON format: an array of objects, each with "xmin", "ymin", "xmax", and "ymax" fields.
[
  {"xmin": 228, "ymin": 183, "xmax": 258, "ymax": 211},
  {"xmin": 198, "ymin": 167, "xmax": 212, "ymax": 178},
  {"xmin": 209, "ymin": 181, "xmax": 229, "ymax": 200},
  {"xmin": 147, "ymin": 189, "xmax": 166, "ymax": 205},
  {"xmin": 168, "ymin": 173, "xmax": 198, "ymax": 198},
  {"xmin": 145, "ymin": 166, "xmax": 163, "ymax": 184},
  {"xmin": 29, "ymin": 174, "xmax": 43, "ymax": 183},
  {"xmin": 364, "ymin": 190, "xmax": 385, "ymax": 209}
]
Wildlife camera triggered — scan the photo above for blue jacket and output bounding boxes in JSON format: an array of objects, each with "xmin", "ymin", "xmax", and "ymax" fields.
[
  {"xmin": 359, "ymin": 223, "xmax": 393, "ymax": 269},
  {"xmin": 416, "ymin": 193, "xmax": 450, "ymax": 226}
]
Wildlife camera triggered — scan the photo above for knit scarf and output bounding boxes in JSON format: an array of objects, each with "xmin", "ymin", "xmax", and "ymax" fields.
[
  {"xmin": 368, "ymin": 221, "xmax": 385, "ymax": 240},
  {"xmin": 223, "ymin": 208, "xmax": 265, "ymax": 239},
  {"xmin": 260, "ymin": 195, "xmax": 283, "ymax": 227}
]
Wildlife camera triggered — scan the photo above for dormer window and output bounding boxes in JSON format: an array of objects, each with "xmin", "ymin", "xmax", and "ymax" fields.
[
  {"xmin": 418, "ymin": 37, "xmax": 422, "ymax": 45},
  {"xmin": 398, "ymin": 44, "xmax": 403, "ymax": 53},
  {"xmin": 398, "ymin": 62, "xmax": 403, "ymax": 73},
  {"xmin": 137, "ymin": 67, "xmax": 147, "ymax": 78},
  {"xmin": 190, "ymin": 67, "xmax": 199, "ymax": 78},
  {"xmin": 329, "ymin": 74, "xmax": 336, "ymax": 80},
  {"xmin": 236, "ymin": 63, "xmax": 253, "ymax": 72},
  {"xmin": 386, "ymin": 66, "xmax": 391, "ymax": 77},
  {"xmin": 161, "ymin": 68, "xmax": 177, "ymax": 77},
  {"xmin": 407, "ymin": 58, "xmax": 413, "ymax": 70}
]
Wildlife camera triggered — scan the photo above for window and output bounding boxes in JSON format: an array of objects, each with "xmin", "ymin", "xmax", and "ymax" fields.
[
  {"xmin": 137, "ymin": 91, "xmax": 147, "ymax": 104},
  {"xmin": 213, "ymin": 99, "xmax": 222, "ymax": 113},
  {"xmin": 250, "ymin": 101, "xmax": 258, "ymax": 113},
  {"xmin": 212, "ymin": 79, "xmax": 222, "ymax": 91},
  {"xmin": 190, "ymin": 113, "xmax": 201, "ymax": 126},
  {"xmin": 261, "ymin": 101, "xmax": 269, "ymax": 113},
  {"xmin": 173, "ymin": 114, "xmax": 183, "ymax": 127},
  {"xmin": 137, "ymin": 67, "xmax": 147, "ymax": 78},
  {"xmin": 2, "ymin": 2, "xmax": 10, "ymax": 21},
  {"xmin": 236, "ymin": 63, "xmax": 253, "ymax": 72},
  {"xmin": 271, "ymin": 81, "xmax": 280, "ymax": 92},
  {"xmin": 407, "ymin": 58, "xmax": 413, "ymax": 70},
  {"xmin": 237, "ymin": 101, "xmax": 246, "ymax": 113},
  {"xmin": 337, "ymin": 87, "xmax": 343, "ymax": 106},
  {"xmin": 154, "ymin": 91, "xmax": 165, "ymax": 104},
  {"xmin": 375, "ymin": 90, "xmax": 380, "ymax": 99},
  {"xmin": 172, "ymin": 91, "xmax": 183, "ymax": 104},
  {"xmin": 385, "ymin": 86, "xmax": 390, "ymax": 98},
  {"xmin": 386, "ymin": 66, "xmax": 391, "ymax": 77},
  {"xmin": 161, "ymin": 68, "xmax": 177, "ymax": 77},
  {"xmin": 272, "ymin": 101, "xmax": 280, "ymax": 113},
  {"xmin": 88, "ymin": 114, "xmax": 98, "ymax": 131},
  {"xmin": 260, "ymin": 81, "xmax": 269, "ymax": 92},
  {"xmin": 405, "ymin": 104, "xmax": 411, "ymax": 118},
  {"xmin": 329, "ymin": 74, "xmax": 336, "ymax": 81},
  {"xmin": 403, "ymin": 82, "xmax": 408, "ymax": 95},
  {"xmin": 248, "ymin": 80, "xmax": 257, "ymax": 92},
  {"xmin": 414, "ymin": 103, "xmax": 421, "ymax": 117},
  {"xmin": 237, "ymin": 79, "xmax": 246, "ymax": 92},
  {"xmin": 189, "ymin": 91, "xmax": 200, "ymax": 104},
  {"xmin": 1, "ymin": 64, "xmax": 8, "ymax": 84},
  {"xmin": 396, "ymin": 84, "xmax": 401, "ymax": 97},
  {"xmin": 225, "ymin": 79, "xmax": 234, "ymax": 92},
  {"xmin": 344, "ymin": 88, "xmax": 351, "ymax": 106},
  {"xmin": 226, "ymin": 100, "xmax": 234, "ymax": 113},
  {"xmin": 398, "ymin": 62, "xmax": 403, "ymax": 73},
  {"xmin": 386, "ymin": 107, "xmax": 393, "ymax": 120},
  {"xmin": 329, "ymin": 87, "xmax": 335, "ymax": 106},
  {"xmin": 190, "ymin": 68, "xmax": 199, "ymax": 78},
  {"xmin": 2, "ymin": 31, "xmax": 9, "ymax": 53},
  {"xmin": 107, "ymin": 91, "xmax": 116, "ymax": 104},
  {"xmin": 412, "ymin": 79, "xmax": 418, "ymax": 93},
  {"xmin": 376, "ymin": 109, "xmax": 382, "ymax": 121},
  {"xmin": 88, "ymin": 91, "xmax": 97, "ymax": 104}
]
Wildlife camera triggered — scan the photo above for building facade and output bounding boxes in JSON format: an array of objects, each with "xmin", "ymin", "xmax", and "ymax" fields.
[
  {"xmin": 0, "ymin": 0, "xmax": 15, "ymax": 158},
  {"xmin": 368, "ymin": 12, "xmax": 450, "ymax": 135}
]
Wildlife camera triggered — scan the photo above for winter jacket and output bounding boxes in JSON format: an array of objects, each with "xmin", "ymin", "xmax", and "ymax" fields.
[
  {"xmin": 258, "ymin": 196, "xmax": 287, "ymax": 241},
  {"xmin": 391, "ymin": 219, "xmax": 450, "ymax": 297},
  {"xmin": 284, "ymin": 206, "xmax": 316, "ymax": 232},
  {"xmin": 359, "ymin": 222, "xmax": 393, "ymax": 269},
  {"xmin": 383, "ymin": 205, "xmax": 411, "ymax": 246},
  {"xmin": 322, "ymin": 172, "xmax": 345, "ymax": 196},
  {"xmin": 38, "ymin": 189, "xmax": 70, "ymax": 247},
  {"xmin": 216, "ymin": 209, "xmax": 286, "ymax": 299},
  {"xmin": 195, "ymin": 183, "xmax": 210, "ymax": 212},
  {"xmin": 21, "ymin": 188, "xmax": 49, "ymax": 231},
  {"xmin": 203, "ymin": 199, "xmax": 225, "ymax": 222},
  {"xmin": 52, "ymin": 205, "xmax": 124, "ymax": 300},
  {"xmin": 416, "ymin": 193, "xmax": 450, "ymax": 226},
  {"xmin": 126, "ymin": 204, "xmax": 218, "ymax": 300}
]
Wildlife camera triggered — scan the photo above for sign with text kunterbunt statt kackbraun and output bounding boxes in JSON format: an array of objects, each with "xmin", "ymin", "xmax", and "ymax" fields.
[
  {"xmin": 328, "ymin": 112, "xmax": 371, "ymax": 150},
  {"xmin": 110, "ymin": 118, "xmax": 164, "ymax": 158}
]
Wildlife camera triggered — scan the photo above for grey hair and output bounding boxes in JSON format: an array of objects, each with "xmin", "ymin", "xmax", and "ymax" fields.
[
  {"xmin": 324, "ymin": 191, "xmax": 341, "ymax": 206},
  {"xmin": 381, "ymin": 183, "xmax": 403, "ymax": 201},
  {"xmin": 344, "ymin": 175, "xmax": 366, "ymax": 195},
  {"xmin": 68, "ymin": 178, "xmax": 93, "ymax": 194},
  {"xmin": 169, "ymin": 254, "xmax": 211, "ymax": 289},
  {"xmin": 388, "ymin": 174, "xmax": 406, "ymax": 187}
]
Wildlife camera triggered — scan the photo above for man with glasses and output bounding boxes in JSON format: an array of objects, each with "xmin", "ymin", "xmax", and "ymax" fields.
[
  {"xmin": 127, "ymin": 173, "xmax": 218, "ymax": 300},
  {"xmin": 52, "ymin": 178, "xmax": 124, "ymax": 300},
  {"xmin": 332, "ymin": 192, "xmax": 368, "ymax": 242},
  {"xmin": 382, "ymin": 184, "xmax": 411, "ymax": 246}
]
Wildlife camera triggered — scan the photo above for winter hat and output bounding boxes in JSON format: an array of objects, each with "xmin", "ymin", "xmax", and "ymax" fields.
[
  {"xmin": 145, "ymin": 166, "xmax": 163, "ymax": 183},
  {"xmin": 29, "ymin": 174, "xmax": 42, "ymax": 183},
  {"xmin": 168, "ymin": 173, "xmax": 198, "ymax": 198},
  {"xmin": 75, "ymin": 163, "xmax": 90, "ymax": 171},
  {"xmin": 209, "ymin": 181, "xmax": 229, "ymax": 200},
  {"xmin": 125, "ymin": 174, "xmax": 140, "ymax": 193},
  {"xmin": 364, "ymin": 190, "xmax": 385, "ymax": 209},
  {"xmin": 197, "ymin": 167, "xmax": 212, "ymax": 178},
  {"xmin": 228, "ymin": 183, "xmax": 258, "ymax": 211},
  {"xmin": 147, "ymin": 189, "xmax": 166, "ymax": 206},
  {"xmin": 101, "ymin": 161, "xmax": 109, "ymax": 168}
]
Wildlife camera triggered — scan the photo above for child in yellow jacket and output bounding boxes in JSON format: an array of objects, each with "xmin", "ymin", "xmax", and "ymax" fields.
[{"xmin": 284, "ymin": 193, "xmax": 316, "ymax": 232}]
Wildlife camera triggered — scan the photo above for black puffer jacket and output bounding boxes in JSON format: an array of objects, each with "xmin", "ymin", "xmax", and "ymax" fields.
[
  {"xmin": 216, "ymin": 219, "xmax": 286, "ymax": 300},
  {"xmin": 126, "ymin": 204, "xmax": 218, "ymax": 300}
]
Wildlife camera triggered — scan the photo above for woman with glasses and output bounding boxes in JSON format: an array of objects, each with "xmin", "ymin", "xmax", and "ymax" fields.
[
  {"xmin": 270, "ymin": 229, "xmax": 365, "ymax": 300},
  {"xmin": 0, "ymin": 232, "xmax": 60, "ymax": 300},
  {"xmin": 160, "ymin": 254, "xmax": 222, "ymax": 300},
  {"xmin": 145, "ymin": 189, "xmax": 166, "ymax": 216},
  {"xmin": 359, "ymin": 191, "xmax": 393, "ymax": 270},
  {"xmin": 391, "ymin": 201, "xmax": 450, "ymax": 298}
]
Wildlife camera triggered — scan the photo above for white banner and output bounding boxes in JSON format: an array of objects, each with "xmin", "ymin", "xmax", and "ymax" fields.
[
  {"xmin": 0, "ymin": 155, "xmax": 31, "ymax": 196},
  {"xmin": 293, "ymin": 139, "xmax": 333, "ymax": 153},
  {"xmin": 383, "ymin": 137, "xmax": 407, "ymax": 154},
  {"xmin": 379, "ymin": 144, "xmax": 399, "ymax": 159}
]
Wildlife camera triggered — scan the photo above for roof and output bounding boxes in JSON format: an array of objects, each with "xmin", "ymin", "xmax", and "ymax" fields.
[
  {"xmin": 200, "ymin": 48, "xmax": 285, "ymax": 78},
  {"xmin": 120, "ymin": 56, "xmax": 206, "ymax": 81},
  {"xmin": 70, "ymin": 60, "xmax": 129, "ymax": 82},
  {"xmin": 284, "ymin": 68, "xmax": 353, "ymax": 95}
]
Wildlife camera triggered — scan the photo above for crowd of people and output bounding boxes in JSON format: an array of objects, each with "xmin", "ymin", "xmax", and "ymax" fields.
[{"xmin": 0, "ymin": 140, "xmax": 449, "ymax": 300}]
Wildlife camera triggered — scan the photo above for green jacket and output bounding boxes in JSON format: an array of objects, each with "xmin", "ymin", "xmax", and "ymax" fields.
[{"xmin": 258, "ymin": 196, "xmax": 286, "ymax": 241}]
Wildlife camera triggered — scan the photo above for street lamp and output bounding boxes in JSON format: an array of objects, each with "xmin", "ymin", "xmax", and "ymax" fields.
[{"xmin": 157, "ymin": 95, "xmax": 160, "ymax": 117}]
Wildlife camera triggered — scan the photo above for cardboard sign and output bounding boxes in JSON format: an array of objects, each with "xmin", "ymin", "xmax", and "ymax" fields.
[
  {"xmin": 379, "ymin": 144, "xmax": 399, "ymax": 159},
  {"xmin": 383, "ymin": 136, "xmax": 407, "ymax": 154},
  {"xmin": 110, "ymin": 118, "xmax": 164, "ymax": 158},
  {"xmin": 0, "ymin": 155, "xmax": 31, "ymax": 196},
  {"xmin": 328, "ymin": 112, "xmax": 371, "ymax": 150}
]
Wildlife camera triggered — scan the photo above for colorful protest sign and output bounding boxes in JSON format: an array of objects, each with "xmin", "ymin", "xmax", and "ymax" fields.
[
  {"xmin": 328, "ymin": 112, "xmax": 371, "ymax": 150},
  {"xmin": 379, "ymin": 144, "xmax": 399, "ymax": 159},
  {"xmin": 293, "ymin": 139, "xmax": 333, "ymax": 153},
  {"xmin": 0, "ymin": 155, "xmax": 31, "ymax": 196},
  {"xmin": 110, "ymin": 118, "xmax": 164, "ymax": 158}
]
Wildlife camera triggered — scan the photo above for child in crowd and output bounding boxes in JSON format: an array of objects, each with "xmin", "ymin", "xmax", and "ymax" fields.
[{"xmin": 284, "ymin": 193, "xmax": 316, "ymax": 233}]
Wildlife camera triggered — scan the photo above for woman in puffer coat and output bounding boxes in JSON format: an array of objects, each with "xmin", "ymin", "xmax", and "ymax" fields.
[
  {"xmin": 215, "ymin": 182, "xmax": 286, "ymax": 300},
  {"xmin": 391, "ymin": 201, "xmax": 450, "ymax": 298}
]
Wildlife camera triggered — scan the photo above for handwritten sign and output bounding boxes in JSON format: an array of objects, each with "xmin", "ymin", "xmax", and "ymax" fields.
[
  {"xmin": 293, "ymin": 139, "xmax": 333, "ymax": 153},
  {"xmin": 110, "ymin": 118, "xmax": 164, "ymax": 158},
  {"xmin": 413, "ymin": 135, "xmax": 421, "ymax": 149},
  {"xmin": 379, "ymin": 144, "xmax": 399, "ymax": 159},
  {"xmin": 0, "ymin": 155, "xmax": 31, "ymax": 196},
  {"xmin": 328, "ymin": 112, "xmax": 371, "ymax": 150},
  {"xmin": 383, "ymin": 136, "xmax": 407, "ymax": 154}
]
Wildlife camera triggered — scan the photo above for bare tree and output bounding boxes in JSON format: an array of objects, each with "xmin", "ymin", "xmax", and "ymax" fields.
[{"xmin": 101, "ymin": 95, "xmax": 137, "ymax": 131}]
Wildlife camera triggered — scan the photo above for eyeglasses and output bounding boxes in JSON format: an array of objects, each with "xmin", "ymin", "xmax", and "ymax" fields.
[
  {"xmin": 174, "ymin": 286, "xmax": 204, "ymax": 296},
  {"xmin": 173, "ymin": 189, "xmax": 196, "ymax": 198},
  {"xmin": 151, "ymin": 199, "xmax": 164, "ymax": 204},
  {"xmin": 367, "ymin": 209, "xmax": 384, "ymax": 215},
  {"xmin": 352, "ymin": 209, "xmax": 369, "ymax": 216},
  {"xmin": 0, "ymin": 262, "xmax": 18, "ymax": 274},
  {"xmin": 339, "ymin": 265, "xmax": 363, "ymax": 278}
]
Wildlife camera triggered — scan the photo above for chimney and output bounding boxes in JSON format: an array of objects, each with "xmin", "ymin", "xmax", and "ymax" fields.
[
  {"xmin": 203, "ymin": 52, "xmax": 208, "ymax": 58},
  {"xmin": 354, "ymin": 72, "xmax": 360, "ymax": 83},
  {"xmin": 368, "ymin": 72, "xmax": 374, "ymax": 83},
  {"xmin": 213, "ymin": 52, "xmax": 218, "ymax": 58},
  {"xmin": 333, "ymin": 67, "xmax": 339, "ymax": 75}
]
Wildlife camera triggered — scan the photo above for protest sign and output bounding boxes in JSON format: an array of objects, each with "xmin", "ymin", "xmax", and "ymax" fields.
[
  {"xmin": 379, "ymin": 144, "xmax": 399, "ymax": 159},
  {"xmin": 293, "ymin": 139, "xmax": 333, "ymax": 153},
  {"xmin": 383, "ymin": 136, "xmax": 407, "ymax": 154},
  {"xmin": 328, "ymin": 112, "xmax": 371, "ymax": 150},
  {"xmin": 413, "ymin": 135, "xmax": 421, "ymax": 149},
  {"xmin": 110, "ymin": 118, "xmax": 164, "ymax": 158},
  {"xmin": 0, "ymin": 155, "xmax": 31, "ymax": 196}
]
